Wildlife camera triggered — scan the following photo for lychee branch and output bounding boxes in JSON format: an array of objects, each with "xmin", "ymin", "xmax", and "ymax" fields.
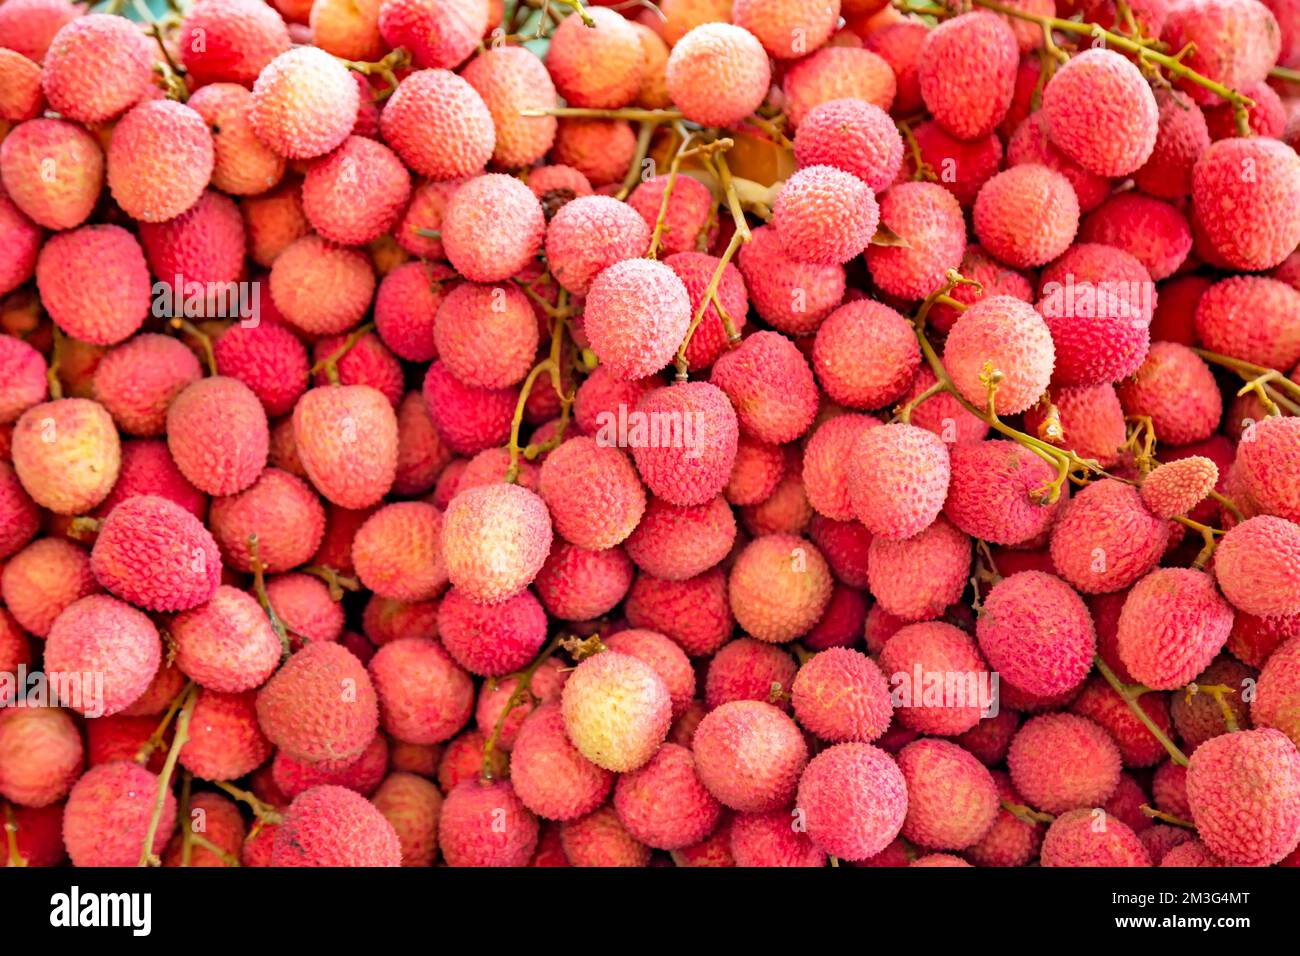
[
  {"xmin": 506, "ymin": 301, "xmax": 575, "ymax": 483},
  {"xmin": 135, "ymin": 680, "xmax": 196, "ymax": 764},
  {"xmin": 1002, "ymin": 801, "xmax": 1054, "ymax": 826},
  {"xmin": 46, "ymin": 323, "xmax": 65, "ymax": 400},
  {"xmin": 340, "ymin": 48, "xmax": 411, "ymax": 100},
  {"xmin": 1140, "ymin": 804, "xmax": 1195, "ymax": 829},
  {"xmin": 138, "ymin": 682, "xmax": 198, "ymax": 866},
  {"xmin": 168, "ymin": 317, "xmax": 217, "ymax": 376},
  {"xmin": 1183, "ymin": 682, "xmax": 1240, "ymax": 732},
  {"xmin": 247, "ymin": 534, "xmax": 291, "ymax": 660},
  {"xmin": 212, "ymin": 780, "xmax": 283, "ymax": 825},
  {"xmin": 300, "ymin": 565, "xmax": 361, "ymax": 601},
  {"xmin": 311, "ymin": 321, "xmax": 376, "ymax": 385},
  {"xmin": 1173, "ymin": 514, "xmax": 1223, "ymax": 569},
  {"xmin": 1094, "ymin": 654, "xmax": 1190, "ymax": 767},
  {"xmin": 965, "ymin": 0, "xmax": 1257, "ymax": 124},
  {"xmin": 480, "ymin": 633, "xmax": 568, "ymax": 781},
  {"xmin": 3, "ymin": 802, "xmax": 26, "ymax": 867},
  {"xmin": 1190, "ymin": 347, "xmax": 1300, "ymax": 416}
]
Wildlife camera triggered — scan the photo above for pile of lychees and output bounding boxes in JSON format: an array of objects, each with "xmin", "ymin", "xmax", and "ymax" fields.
[{"xmin": 2, "ymin": 0, "xmax": 1300, "ymax": 870}]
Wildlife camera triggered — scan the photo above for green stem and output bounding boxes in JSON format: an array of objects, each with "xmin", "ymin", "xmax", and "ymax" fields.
[{"xmin": 1094, "ymin": 655, "xmax": 1189, "ymax": 767}]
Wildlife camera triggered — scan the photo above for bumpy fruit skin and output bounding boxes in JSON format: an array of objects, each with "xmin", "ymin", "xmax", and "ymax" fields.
[
  {"xmin": 380, "ymin": 69, "xmax": 494, "ymax": 181},
  {"xmin": 538, "ymin": 436, "xmax": 645, "ymax": 550},
  {"xmin": 91, "ymin": 494, "xmax": 222, "ymax": 612},
  {"xmin": 737, "ymin": 225, "xmax": 845, "ymax": 336},
  {"xmin": 373, "ymin": 261, "xmax": 450, "ymax": 363},
  {"xmin": 441, "ymin": 173, "xmax": 545, "ymax": 283},
  {"xmin": 728, "ymin": 533, "xmax": 832, "ymax": 644},
  {"xmin": 918, "ymin": 12, "xmax": 1017, "ymax": 141},
  {"xmin": 1163, "ymin": 0, "xmax": 1281, "ymax": 105},
  {"xmin": 1043, "ymin": 49, "xmax": 1159, "ymax": 176},
  {"xmin": 266, "ymin": 573, "xmax": 344, "ymax": 646},
  {"xmin": 1133, "ymin": 89, "xmax": 1210, "ymax": 199},
  {"xmin": 629, "ymin": 382, "xmax": 739, "ymax": 508},
  {"xmin": 178, "ymin": 0, "xmax": 290, "ymax": 85},
  {"xmin": 584, "ymin": 258, "xmax": 691, "ymax": 381},
  {"xmin": 732, "ymin": 0, "xmax": 838, "ymax": 58},
  {"xmin": 292, "ymin": 385, "xmax": 397, "ymax": 509},
  {"xmin": 0, "ymin": 0, "xmax": 82, "ymax": 63},
  {"xmin": 1078, "ymin": 192, "xmax": 1192, "ymax": 281},
  {"xmin": 1050, "ymin": 480, "xmax": 1169, "ymax": 593},
  {"xmin": 546, "ymin": 6, "xmax": 642, "ymax": 109},
  {"xmin": 1196, "ymin": 275, "xmax": 1300, "ymax": 371},
  {"xmin": 1071, "ymin": 675, "xmax": 1175, "ymax": 768},
  {"xmin": 377, "ymin": 0, "xmax": 487, "ymax": 70},
  {"xmin": 208, "ymin": 467, "xmax": 324, "ymax": 573},
  {"xmin": 793, "ymin": 98, "xmax": 903, "ymax": 193},
  {"xmin": 613, "ymin": 743, "xmax": 722, "ymax": 850},
  {"xmin": 35, "ymin": 225, "xmax": 150, "ymax": 346},
  {"xmin": 0, "ymin": 706, "xmax": 82, "ymax": 808},
  {"xmin": 774, "ymin": 165, "xmax": 880, "ymax": 267},
  {"xmin": 1187, "ymin": 728, "xmax": 1300, "ymax": 866},
  {"xmin": 368, "ymin": 636, "xmax": 473, "ymax": 745},
  {"xmin": 792, "ymin": 648, "xmax": 892, "ymax": 743},
  {"xmin": 803, "ymin": 416, "xmax": 877, "ymax": 521},
  {"xmin": 562, "ymin": 651, "xmax": 672, "ymax": 773},
  {"xmin": 272, "ymin": 235, "xmax": 376, "ymax": 335},
  {"xmin": 12, "ymin": 398, "xmax": 120, "ymax": 514},
  {"xmin": 442, "ymin": 483, "xmax": 552, "ymax": 604},
  {"xmin": 0, "ymin": 336, "xmax": 46, "ymax": 427},
  {"xmin": 1117, "ymin": 568, "xmax": 1235, "ymax": 691},
  {"xmin": 729, "ymin": 809, "xmax": 825, "ymax": 867},
  {"xmin": 666, "ymin": 23, "xmax": 770, "ymax": 128},
  {"xmin": 167, "ymin": 377, "xmax": 269, "ymax": 498},
  {"xmin": 373, "ymin": 771, "xmax": 443, "ymax": 866},
  {"xmin": 814, "ymin": 302, "xmax": 917, "ymax": 412},
  {"xmin": 272, "ymin": 785, "xmax": 401, "ymax": 867},
  {"xmin": 624, "ymin": 173, "xmax": 709, "ymax": 255},
  {"xmin": 867, "ymin": 516, "xmax": 970, "ymax": 622},
  {"xmin": 705, "ymin": 638, "xmax": 797, "ymax": 711},
  {"xmin": 783, "ymin": 46, "xmax": 897, "ymax": 128},
  {"xmin": 944, "ymin": 295, "xmax": 1055, "ymax": 415},
  {"xmin": 438, "ymin": 587, "xmax": 546, "ymax": 677},
  {"xmin": 0, "ymin": 189, "xmax": 39, "ymax": 296},
  {"xmin": 796, "ymin": 742, "xmax": 908, "ymax": 861},
  {"xmin": 1214, "ymin": 516, "xmax": 1300, "ymax": 617},
  {"xmin": 62, "ymin": 761, "xmax": 177, "ymax": 867},
  {"xmin": 1193, "ymin": 137, "xmax": 1300, "ymax": 271},
  {"xmin": 560, "ymin": 804, "xmax": 650, "ymax": 866},
  {"xmin": 878, "ymin": 621, "xmax": 990, "ymax": 735},
  {"xmin": 1140, "ymin": 456, "xmax": 1219, "ymax": 520},
  {"xmin": 351, "ymin": 502, "xmax": 448, "ymax": 603},
  {"xmin": 1, "ymin": 538, "xmax": 99, "ymax": 638},
  {"xmin": 511, "ymin": 702, "xmax": 613, "ymax": 821},
  {"xmin": 693, "ymin": 700, "xmax": 808, "ymax": 812},
  {"xmin": 623, "ymin": 494, "xmax": 735, "ymax": 581},
  {"xmin": 172, "ymin": 585, "xmax": 281, "ymax": 693},
  {"xmin": 1040, "ymin": 809, "xmax": 1151, "ymax": 866},
  {"xmin": 257, "ymin": 642, "xmax": 378, "ymax": 764},
  {"xmin": 973, "ymin": 164, "xmax": 1080, "ymax": 268},
  {"xmin": 462, "ymin": 45, "xmax": 557, "ymax": 168},
  {"xmin": 0, "ymin": 118, "xmax": 101, "ymax": 230},
  {"xmin": 45, "ymin": 595, "xmax": 160, "ymax": 717},
  {"xmin": 943, "ymin": 441, "xmax": 1061, "ymax": 545},
  {"xmin": 302, "ymin": 136, "xmax": 411, "ymax": 246},
  {"xmin": 847, "ymin": 423, "xmax": 950, "ymax": 540},
  {"xmin": 897, "ymin": 739, "xmax": 999, "ymax": 850},
  {"xmin": 40, "ymin": 14, "xmax": 153, "ymax": 124},
  {"xmin": 977, "ymin": 571, "xmax": 1095, "ymax": 698},
  {"xmin": 545, "ymin": 196, "xmax": 649, "ymax": 295},
  {"xmin": 866, "ymin": 181, "xmax": 966, "ymax": 301},
  {"xmin": 107, "ymin": 100, "xmax": 214, "ymax": 224},
  {"xmin": 272, "ymin": 733, "xmax": 388, "ymax": 799},
  {"xmin": 1116, "ymin": 342, "xmax": 1221, "ymax": 446},
  {"xmin": 1008, "ymin": 713, "xmax": 1122, "ymax": 814},
  {"xmin": 710, "ymin": 332, "xmax": 819, "ymax": 444},
  {"xmin": 251, "ymin": 46, "xmax": 359, "ymax": 159},
  {"xmin": 92, "ymin": 335, "xmax": 202, "ymax": 439},
  {"xmin": 423, "ymin": 362, "xmax": 519, "ymax": 457}
]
